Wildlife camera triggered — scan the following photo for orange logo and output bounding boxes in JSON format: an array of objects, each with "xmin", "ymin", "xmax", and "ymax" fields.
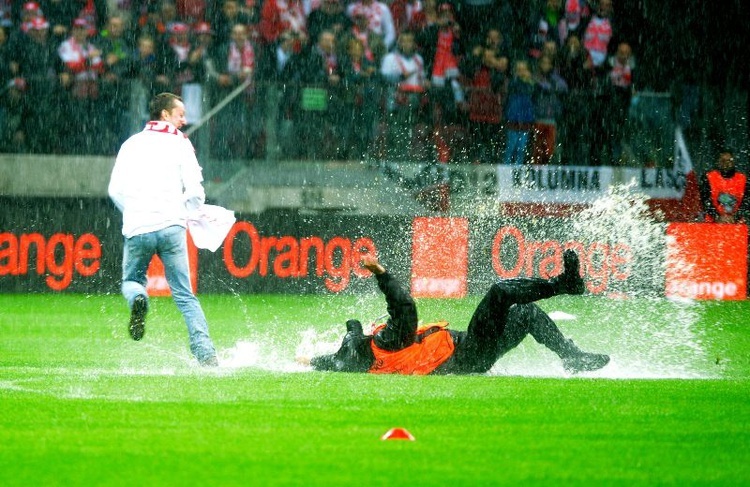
[
  {"xmin": 411, "ymin": 217, "xmax": 468, "ymax": 298},
  {"xmin": 665, "ymin": 223, "xmax": 747, "ymax": 300}
]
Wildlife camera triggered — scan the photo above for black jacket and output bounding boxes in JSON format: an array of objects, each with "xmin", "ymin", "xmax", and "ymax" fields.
[{"xmin": 310, "ymin": 271, "xmax": 420, "ymax": 372}]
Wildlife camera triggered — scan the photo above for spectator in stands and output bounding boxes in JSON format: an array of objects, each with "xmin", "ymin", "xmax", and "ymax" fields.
[
  {"xmin": 19, "ymin": 2, "xmax": 42, "ymax": 30},
  {"xmin": 557, "ymin": 33, "xmax": 593, "ymax": 165},
  {"xmin": 165, "ymin": 22, "xmax": 195, "ymax": 93},
  {"xmin": 699, "ymin": 150, "xmax": 750, "ymax": 224},
  {"xmin": 346, "ymin": 0, "xmax": 396, "ymax": 51},
  {"xmin": 0, "ymin": 1, "xmax": 10, "ymax": 29},
  {"xmin": 287, "ymin": 29, "xmax": 343, "ymax": 159},
  {"xmin": 176, "ymin": 0, "xmax": 207, "ymax": 24},
  {"xmin": 461, "ymin": 26, "xmax": 509, "ymax": 163},
  {"xmin": 188, "ymin": 21, "xmax": 219, "ymax": 83},
  {"xmin": 0, "ymin": 24, "xmax": 27, "ymax": 153},
  {"xmin": 307, "ymin": 0, "xmax": 351, "ymax": 47},
  {"xmin": 583, "ymin": 0, "xmax": 616, "ymax": 165},
  {"xmin": 259, "ymin": 0, "xmax": 308, "ymax": 47},
  {"xmin": 389, "ymin": 0, "xmax": 422, "ymax": 36},
  {"xmin": 381, "ymin": 30, "xmax": 429, "ymax": 161},
  {"xmin": 503, "ymin": 59, "xmax": 535, "ymax": 165},
  {"xmin": 564, "ymin": 0, "xmax": 590, "ymax": 36},
  {"xmin": 9, "ymin": 16, "xmax": 61, "ymax": 154},
  {"xmin": 528, "ymin": 0, "xmax": 566, "ymax": 60},
  {"xmin": 342, "ymin": 11, "xmax": 387, "ymax": 68},
  {"xmin": 6, "ymin": 2, "xmax": 43, "ymax": 53},
  {"xmin": 582, "ymin": 0, "xmax": 614, "ymax": 71},
  {"xmin": 126, "ymin": 34, "xmax": 173, "ymax": 128},
  {"xmin": 99, "ymin": 13, "xmax": 135, "ymax": 150},
  {"xmin": 270, "ymin": 30, "xmax": 303, "ymax": 158},
  {"xmin": 209, "ymin": 0, "xmax": 265, "ymax": 112},
  {"xmin": 177, "ymin": 20, "xmax": 218, "ymax": 137},
  {"xmin": 456, "ymin": 0, "xmax": 513, "ymax": 48},
  {"xmin": 338, "ymin": 36, "xmax": 381, "ymax": 160},
  {"xmin": 156, "ymin": 0, "xmax": 181, "ymax": 35},
  {"xmin": 531, "ymin": 53, "xmax": 567, "ymax": 164},
  {"xmin": 406, "ymin": 0, "xmax": 438, "ymax": 33},
  {"xmin": 134, "ymin": 0, "xmax": 174, "ymax": 44},
  {"xmin": 41, "ymin": 0, "xmax": 109, "ymax": 39},
  {"xmin": 604, "ymin": 41, "xmax": 634, "ymax": 164},
  {"xmin": 416, "ymin": 3, "xmax": 465, "ymax": 122},
  {"xmin": 211, "ymin": 22, "xmax": 261, "ymax": 159},
  {"xmin": 57, "ymin": 18, "xmax": 106, "ymax": 154}
]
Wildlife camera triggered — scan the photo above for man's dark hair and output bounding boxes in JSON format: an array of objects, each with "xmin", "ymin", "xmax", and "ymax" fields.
[{"xmin": 149, "ymin": 92, "xmax": 182, "ymax": 121}]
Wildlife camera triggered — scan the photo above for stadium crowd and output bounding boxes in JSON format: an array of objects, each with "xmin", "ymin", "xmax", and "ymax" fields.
[{"xmin": 0, "ymin": 0, "xmax": 637, "ymax": 164}]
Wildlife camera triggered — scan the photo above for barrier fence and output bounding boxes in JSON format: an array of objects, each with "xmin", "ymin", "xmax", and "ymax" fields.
[{"xmin": 1, "ymin": 197, "xmax": 746, "ymax": 300}]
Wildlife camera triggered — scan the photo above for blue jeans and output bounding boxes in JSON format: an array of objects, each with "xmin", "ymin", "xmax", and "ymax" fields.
[
  {"xmin": 503, "ymin": 129, "xmax": 530, "ymax": 165},
  {"xmin": 121, "ymin": 225, "xmax": 216, "ymax": 362}
]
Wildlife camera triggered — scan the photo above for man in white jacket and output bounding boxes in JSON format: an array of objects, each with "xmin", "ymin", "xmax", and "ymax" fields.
[{"xmin": 108, "ymin": 92, "xmax": 219, "ymax": 367}]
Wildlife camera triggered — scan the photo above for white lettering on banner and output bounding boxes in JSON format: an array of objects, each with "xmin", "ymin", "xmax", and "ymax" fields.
[
  {"xmin": 626, "ymin": 167, "xmax": 686, "ymax": 198},
  {"xmin": 512, "ymin": 166, "xmax": 602, "ymax": 191},
  {"xmin": 667, "ymin": 280, "xmax": 739, "ymax": 300},
  {"xmin": 411, "ymin": 277, "xmax": 463, "ymax": 295},
  {"xmin": 495, "ymin": 166, "xmax": 614, "ymax": 203}
]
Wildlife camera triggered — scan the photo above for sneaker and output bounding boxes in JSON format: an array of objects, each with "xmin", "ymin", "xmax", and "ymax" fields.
[
  {"xmin": 129, "ymin": 294, "xmax": 148, "ymax": 341},
  {"xmin": 563, "ymin": 352, "xmax": 610, "ymax": 374},
  {"xmin": 199, "ymin": 356, "xmax": 219, "ymax": 367},
  {"xmin": 560, "ymin": 250, "xmax": 585, "ymax": 295}
]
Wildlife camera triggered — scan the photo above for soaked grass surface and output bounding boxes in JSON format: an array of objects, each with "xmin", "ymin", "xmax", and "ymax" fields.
[{"xmin": 1, "ymin": 293, "xmax": 749, "ymax": 486}]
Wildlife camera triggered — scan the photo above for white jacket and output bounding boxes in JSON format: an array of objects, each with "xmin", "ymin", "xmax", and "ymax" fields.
[{"xmin": 108, "ymin": 121, "xmax": 205, "ymax": 238}]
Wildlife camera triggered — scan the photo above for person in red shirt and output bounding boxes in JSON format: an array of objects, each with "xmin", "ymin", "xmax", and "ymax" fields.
[
  {"xmin": 300, "ymin": 251, "xmax": 609, "ymax": 375},
  {"xmin": 700, "ymin": 150, "xmax": 750, "ymax": 223}
]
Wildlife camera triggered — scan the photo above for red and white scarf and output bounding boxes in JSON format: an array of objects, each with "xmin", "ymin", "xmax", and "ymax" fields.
[
  {"xmin": 170, "ymin": 39, "xmax": 191, "ymax": 62},
  {"xmin": 58, "ymin": 37, "xmax": 103, "ymax": 79},
  {"xmin": 610, "ymin": 60, "xmax": 632, "ymax": 88},
  {"xmin": 227, "ymin": 41, "xmax": 255, "ymax": 74},
  {"xmin": 348, "ymin": 1, "xmax": 386, "ymax": 36},
  {"xmin": 351, "ymin": 25, "xmax": 375, "ymax": 62},
  {"xmin": 276, "ymin": 0, "xmax": 307, "ymax": 34}
]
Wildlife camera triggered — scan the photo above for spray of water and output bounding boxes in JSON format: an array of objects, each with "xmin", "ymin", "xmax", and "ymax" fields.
[{"xmin": 219, "ymin": 182, "xmax": 714, "ymax": 378}]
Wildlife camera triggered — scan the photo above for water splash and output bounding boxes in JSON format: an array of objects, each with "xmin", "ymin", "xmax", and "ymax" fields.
[{"xmin": 572, "ymin": 181, "xmax": 668, "ymax": 297}]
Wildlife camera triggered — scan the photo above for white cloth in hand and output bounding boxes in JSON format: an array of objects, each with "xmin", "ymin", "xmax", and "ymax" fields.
[{"xmin": 187, "ymin": 204, "xmax": 236, "ymax": 252}]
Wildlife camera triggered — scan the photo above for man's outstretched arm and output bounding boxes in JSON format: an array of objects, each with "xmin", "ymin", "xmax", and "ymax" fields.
[{"xmin": 362, "ymin": 255, "xmax": 418, "ymax": 351}]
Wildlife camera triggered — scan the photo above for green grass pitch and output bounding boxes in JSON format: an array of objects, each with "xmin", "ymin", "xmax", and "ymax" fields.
[{"xmin": 1, "ymin": 292, "xmax": 749, "ymax": 486}]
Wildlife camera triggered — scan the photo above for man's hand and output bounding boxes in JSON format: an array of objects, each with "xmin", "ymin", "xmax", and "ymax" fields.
[{"xmin": 362, "ymin": 254, "xmax": 386, "ymax": 275}]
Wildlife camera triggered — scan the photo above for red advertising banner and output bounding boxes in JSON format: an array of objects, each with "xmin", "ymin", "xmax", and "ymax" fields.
[
  {"xmin": 146, "ymin": 233, "xmax": 199, "ymax": 296},
  {"xmin": 665, "ymin": 223, "xmax": 748, "ymax": 300},
  {"xmin": 411, "ymin": 217, "xmax": 468, "ymax": 298}
]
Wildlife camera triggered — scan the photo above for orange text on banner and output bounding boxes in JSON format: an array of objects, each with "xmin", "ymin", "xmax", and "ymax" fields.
[
  {"xmin": 146, "ymin": 232, "xmax": 199, "ymax": 296},
  {"xmin": 665, "ymin": 223, "xmax": 747, "ymax": 300},
  {"xmin": 411, "ymin": 217, "xmax": 468, "ymax": 298}
]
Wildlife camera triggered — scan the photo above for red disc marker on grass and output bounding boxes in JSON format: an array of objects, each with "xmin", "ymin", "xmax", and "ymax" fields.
[{"xmin": 381, "ymin": 428, "xmax": 415, "ymax": 441}]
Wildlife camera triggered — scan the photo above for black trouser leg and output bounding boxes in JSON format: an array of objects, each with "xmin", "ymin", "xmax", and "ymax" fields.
[
  {"xmin": 525, "ymin": 304, "xmax": 580, "ymax": 358},
  {"xmin": 440, "ymin": 278, "xmax": 559, "ymax": 373}
]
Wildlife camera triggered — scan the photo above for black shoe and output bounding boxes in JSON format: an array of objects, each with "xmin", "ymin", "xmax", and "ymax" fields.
[
  {"xmin": 559, "ymin": 250, "xmax": 585, "ymax": 295},
  {"xmin": 563, "ymin": 352, "xmax": 610, "ymax": 374},
  {"xmin": 129, "ymin": 295, "xmax": 148, "ymax": 341},
  {"xmin": 199, "ymin": 356, "xmax": 219, "ymax": 367}
]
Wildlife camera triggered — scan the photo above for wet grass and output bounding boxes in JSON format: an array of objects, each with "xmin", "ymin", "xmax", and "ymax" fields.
[{"xmin": 0, "ymin": 294, "xmax": 748, "ymax": 486}]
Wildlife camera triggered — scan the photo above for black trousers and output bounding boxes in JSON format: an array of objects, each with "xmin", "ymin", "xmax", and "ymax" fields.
[{"xmin": 435, "ymin": 278, "xmax": 574, "ymax": 374}]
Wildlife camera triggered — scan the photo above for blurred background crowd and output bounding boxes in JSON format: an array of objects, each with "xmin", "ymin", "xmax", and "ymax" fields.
[{"xmin": 0, "ymin": 0, "xmax": 747, "ymax": 166}]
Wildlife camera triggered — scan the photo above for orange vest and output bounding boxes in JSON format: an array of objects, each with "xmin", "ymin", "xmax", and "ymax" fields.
[
  {"xmin": 705, "ymin": 170, "xmax": 747, "ymax": 222},
  {"xmin": 368, "ymin": 322, "xmax": 455, "ymax": 375}
]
